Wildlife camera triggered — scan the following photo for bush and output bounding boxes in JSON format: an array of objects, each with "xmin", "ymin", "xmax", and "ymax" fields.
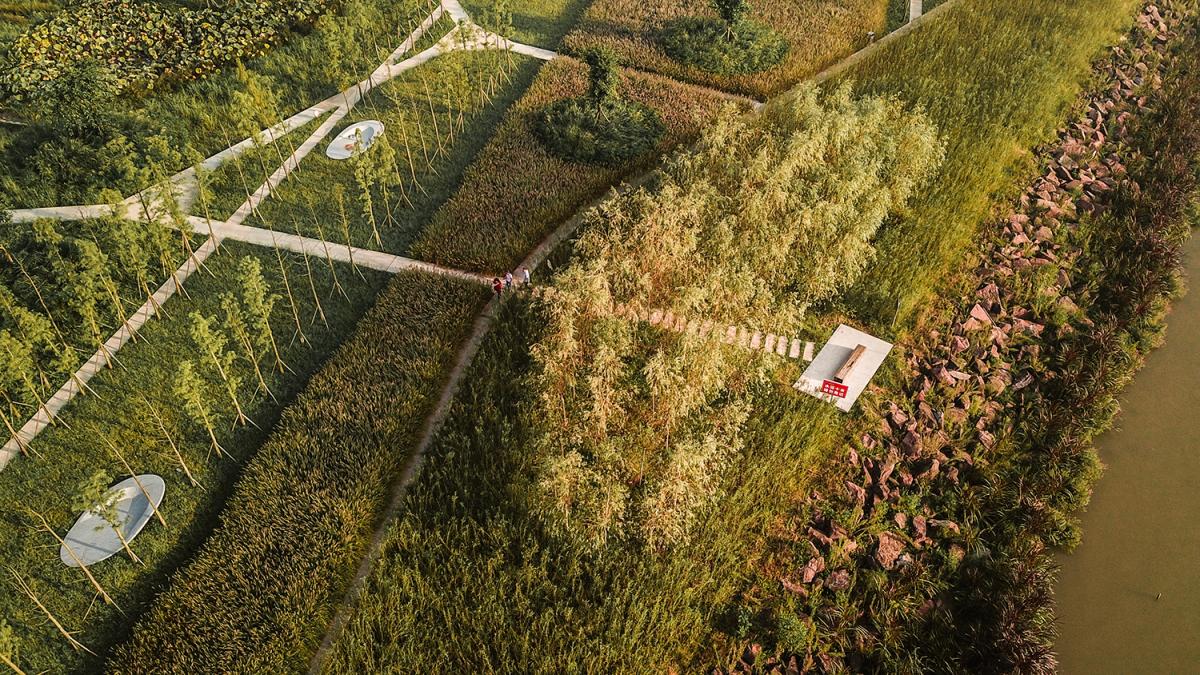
[
  {"xmin": 534, "ymin": 47, "xmax": 666, "ymax": 166},
  {"xmin": 0, "ymin": 0, "xmax": 338, "ymax": 102},
  {"xmin": 535, "ymin": 97, "xmax": 664, "ymax": 165},
  {"xmin": 661, "ymin": 16, "xmax": 788, "ymax": 75}
]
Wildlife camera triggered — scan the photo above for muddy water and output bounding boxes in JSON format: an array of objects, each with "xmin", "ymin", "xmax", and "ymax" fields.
[{"xmin": 1054, "ymin": 234, "xmax": 1200, "ymax": 673}]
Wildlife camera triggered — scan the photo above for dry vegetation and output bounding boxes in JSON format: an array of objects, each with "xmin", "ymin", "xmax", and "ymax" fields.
[{"xmin": 561, "ymin": 0, "xmax": 888, "ymax": 99}]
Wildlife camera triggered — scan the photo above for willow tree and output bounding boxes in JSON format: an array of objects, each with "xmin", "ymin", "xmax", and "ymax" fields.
[
  {"xmin": 175, "ymin": 360, "xmax": 224, "ymax": 458},
  {"xmin": 0, "ymin": 619, "xmax": 26, "ymax": 674},
  {"xmin": 529, "ymin": 83, "xmax": 943, "ymax": 551},
  {"xmin": 188, "ymin": 312, "xmax": 249, "ymax": 426},
  {"xmin": 74, "ymin": 470, "xmax": 141, "ymax": 565}
]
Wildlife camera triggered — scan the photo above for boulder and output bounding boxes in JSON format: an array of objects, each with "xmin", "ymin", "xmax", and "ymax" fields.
[{"xmin": 875, "ymin": 532, "xmax": 907, "ymax": 570}]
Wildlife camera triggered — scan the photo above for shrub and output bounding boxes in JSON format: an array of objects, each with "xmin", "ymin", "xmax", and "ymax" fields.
[
  {"xmin": 660, "ymin": 0, "xmax": 788, "ymax": 76},
  {"xmin": 0, "ymin": 0, "xmax": 340, "ymax": 103},
  {"xmin": 534, "ymin": 48, "xmax": 665, "ymax": 166},
  {"xmin": 534, "ymin": 97, "xmax": 664, "ymax": 165}
]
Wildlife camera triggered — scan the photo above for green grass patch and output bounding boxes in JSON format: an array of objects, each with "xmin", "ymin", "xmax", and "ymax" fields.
[
  {"xmin": 411, "ymin": 56, "xmax": 746, "ymax": 273},
  {"xmin": 836, "ymin": 0, "xmax": 1144, "ymax": 325},
  {"xmin": 110, "ymin": 271, "xmax": 488, "ymax": 672},
  {"xmin": 460, "ymin": 0, "xmax": 592, "ymax": 49},
  {"xmin": 562, "ymin": 0, "xmax": 889, "ymax": 99},
  {"xmin": 241, "ymin": 49, "xmax": 541, "ymax": 254},
  {"xmin": 0, "ymin": 241, "xmax": 387, "ymax": 673},
  {"xmin": 1, "ymin": 215, "xmax": 193, "ymax": 414},
  {"xmin": 0, "ymin": 0, "xmax": 435, "ymax": 208}
]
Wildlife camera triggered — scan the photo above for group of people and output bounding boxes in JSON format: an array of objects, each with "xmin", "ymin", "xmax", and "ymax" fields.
[{"xmin": 492, "ymin": 267, "xmax": 531, "ymax": 296}]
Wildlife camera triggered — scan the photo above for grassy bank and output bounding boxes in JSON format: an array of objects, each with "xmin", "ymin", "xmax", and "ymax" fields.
[
  {"xmin": 835, "ymin": 0, "xmax": 1143, "ymax": 323},
  {"xmin": 562, "ymin": 0, "xmax": 888, "ymax": 99},
  {"xmin": 410, "ymin": 56, "xmax": 747, "ymax": 273},
  {"xmin": 0, "ymin": 241, "xmax": 386, "ymax": 673},
  {"xmin": 320, "ymin": 0, "xmax": 1161, "ymax": 670},
  {"xmin": 109, "ymin": 272, "xmax": 488, "ymax": 672}
]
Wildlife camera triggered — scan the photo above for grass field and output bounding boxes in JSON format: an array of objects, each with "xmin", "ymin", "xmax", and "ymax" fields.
[
  {"xmin": 321, "ymin": 0, "xmax": 1154, "ymax": 670},
  {"xmin": 562, "ymin": 0, "xmax": 889, "ymax": 99},
  {"xmin": 461, "ymin": 0, "xmax": 591, "ymax": 49},
  {"xmin": 410, "ymin": 56, "xmax": 748, "ymax": 273},
  {"xmin": 110, "ymin": 272, "xmax": 487, "ymax": 672},
  {"xmin": 239, "ymin": 49, "xmax": 542, "ymax": 254},
  {"xmin": 0, "ymin": 0, "xmax": 434, "ymax": 209},
  {"xmin": 0, "ymin": 241, "xmax": 387, "ymax": 673}
]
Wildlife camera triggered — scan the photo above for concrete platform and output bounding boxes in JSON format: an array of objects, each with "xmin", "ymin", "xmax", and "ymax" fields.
[{"xmin": 794, "ymin": 324, "xmax": 893, "ymax": 412}]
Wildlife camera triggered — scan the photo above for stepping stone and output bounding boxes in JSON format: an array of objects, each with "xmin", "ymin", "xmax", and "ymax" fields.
[
  {"xmin": 663, "ymin": 311, "xmax": 675, "ymax": 329},
  {"xmin": 738, "ymin": 327, "xmax": 751, "ymax": 347},
  {"xmin": 789, "ymin": 338, "xmax": 802, "ymax": 359},
  {"xmin": 750, "ymin": 332, "xmax": 762, "ymax": 350},
  {"xmin": 803, "ymin": 341, "xmax": 815, "ymax": 361},
  {"xmin": 701, "ymin": 320, "xmax": 714, "ymax": 336},
  {"xmin": 776, "ymin": 336, "xmax": 788, "ymax": 356},
  {"xmin": 650, "ymin": 309, "xmax": 663, "ymax": 325},
  {"xmin": 674, "ymin": 315, "xmax": 688, "ymax": 332},
  {"xmin": 725, "ymin": 326, "xmax": 738, "ymax": 344},
  {"xmin": 764, "ymin": 334, "xmax": 777, "ymax": 353}
]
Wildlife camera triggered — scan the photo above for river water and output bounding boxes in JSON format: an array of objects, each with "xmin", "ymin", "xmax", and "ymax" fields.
[{"xmin": 1054, "ymin": 233, "xmax": 1200, "ymax": 672}]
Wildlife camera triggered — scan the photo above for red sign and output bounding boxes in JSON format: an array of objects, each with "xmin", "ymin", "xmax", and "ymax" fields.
[{"xmin": 821, "ymin": 380, "xmax": 849, "ymax": 398}]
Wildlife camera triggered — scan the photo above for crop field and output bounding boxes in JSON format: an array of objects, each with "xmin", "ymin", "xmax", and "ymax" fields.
[
  {"xmin": 0, "ymin": 241, "xmax": 386, "ymax": 672},
  {"xmin": 411, "ymin": 55, "xmax": 748, "ymax": 273},
  {"xmin": 318, "ymin": 0, "xmax": 1163, "ymax": 670},
  {"xmin": 239, "ymin": 49, "xmax": 542, "ymax": 253},
  {"xmin": 562, "ymin": 0, "xmax": 889, "ymax": 99},
  {"xmin": 111, "ymin": 272, "xmax": 487, "ymax": 672}
]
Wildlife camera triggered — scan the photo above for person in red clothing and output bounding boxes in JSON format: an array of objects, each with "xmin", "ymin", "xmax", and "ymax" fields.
[{"xmin": 492, "ymin": 277, "xmax": 503, "ymax": 296}]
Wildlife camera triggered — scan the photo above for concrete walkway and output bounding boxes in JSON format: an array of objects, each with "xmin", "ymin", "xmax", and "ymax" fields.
[{"xmin": 187, "ymin": 217, "xmax": 490, "ymax": 283}]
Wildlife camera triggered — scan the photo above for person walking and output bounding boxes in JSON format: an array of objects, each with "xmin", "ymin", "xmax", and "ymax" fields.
[
  {"xmin": 492, "ymin": 277, "xmax": 503, "ymax": 296},
  {"xmin": 504, "ymin": 271, "xmax": 513, "ymax": 290},
  {"xmin": 521, "ymin": 267, "xmax": 531, "ymax": 286}
]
